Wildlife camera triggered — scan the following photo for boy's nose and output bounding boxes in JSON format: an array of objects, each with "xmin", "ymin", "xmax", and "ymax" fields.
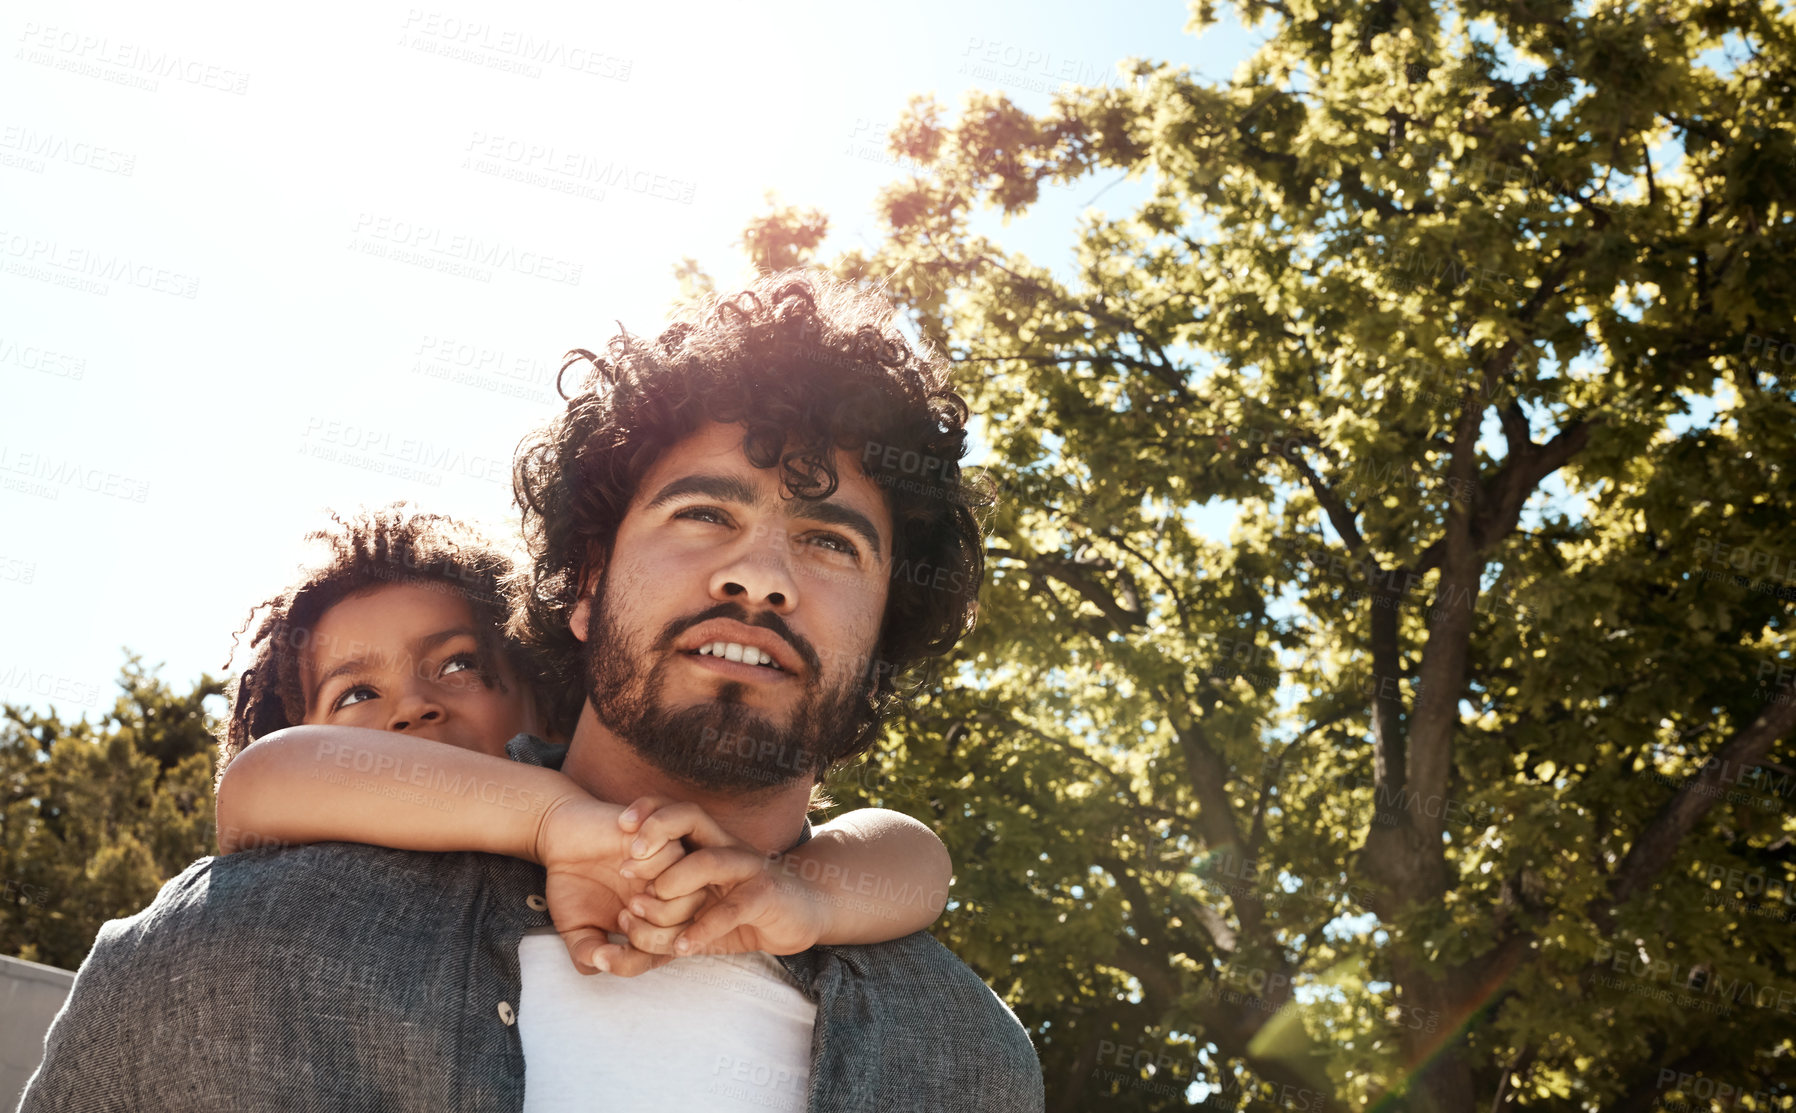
[{"xmin": 388, "ymin": 694, "xmax": 444, "ymax": 733}]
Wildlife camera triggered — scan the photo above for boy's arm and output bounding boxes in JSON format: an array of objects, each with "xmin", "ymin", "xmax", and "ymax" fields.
[
  {"xmin": 783, "ymin": 808, "xmax": 952, "ymax": 943},
  {"xmin": 215, "ymin": 724, "xmax": 586, "ymax": 863},
  {"xmin": 215, "ymin": 725, "xmax": 685, "ymax": 974},
  {"xmin": 615, "ymin": 803, "xmax": 953, "ymax": 954}
]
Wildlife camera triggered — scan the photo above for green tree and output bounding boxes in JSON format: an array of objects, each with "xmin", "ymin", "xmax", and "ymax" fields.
[
  {"xmin": 2, "ymin": 656, "xmax": 222, "ymax": 970},
  {"xmin": 777, "ymin": 1, "xmax": 1796, "ymax": 1109}
]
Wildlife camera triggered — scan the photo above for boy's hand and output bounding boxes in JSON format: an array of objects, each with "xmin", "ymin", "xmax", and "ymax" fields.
[
  {"xmin": 614, "ymin": 800, "xmax": 832, "ymax": 958},
  {"xmin": 535, "ymin": 793, "xmax": 688, "ymax": 976}
]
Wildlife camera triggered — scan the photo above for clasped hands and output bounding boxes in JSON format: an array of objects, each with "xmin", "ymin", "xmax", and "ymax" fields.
[{"xmin": 532, "ymin": 792, "xmax": 830, "ymax": 977}]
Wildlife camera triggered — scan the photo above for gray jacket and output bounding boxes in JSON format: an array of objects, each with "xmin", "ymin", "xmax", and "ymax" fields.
[{"xmin": 19, "ymin": 734, "xmax": 1043, "ymax": 1112}]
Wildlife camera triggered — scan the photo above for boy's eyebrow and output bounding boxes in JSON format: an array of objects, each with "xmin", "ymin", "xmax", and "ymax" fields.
[
  {"xmin": 413, "ymin": 626, "xmax": 480, "ymax": 654},
  {"xmin": 642, "ymin": 473, "xmax": 885, "ymax": 557},
  {"xmin": 307, "ymin": 626, "xmax": 481, "ymax": 706}
]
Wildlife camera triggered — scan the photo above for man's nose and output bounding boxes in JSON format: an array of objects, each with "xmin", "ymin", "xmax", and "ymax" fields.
[{"xmin": 710, "ymin": 522, "xmax": 799, "ymax": 613}]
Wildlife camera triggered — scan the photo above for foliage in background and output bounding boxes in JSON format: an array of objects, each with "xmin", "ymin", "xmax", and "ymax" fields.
[
  {"xmin": 793, "ymin": 0, "xmax": 1796, "ymax": 1108},
  {"xmin": 8, "ymin": 0, "xmax": 1796, "ymax": 1107},
  {"xmin": 1, "ymin": 658, "xmax": 220, "ymax": 971}
]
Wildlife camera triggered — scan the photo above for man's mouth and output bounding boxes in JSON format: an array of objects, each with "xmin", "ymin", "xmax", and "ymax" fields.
[{"xmin": 690, "ymin": 641, "xmax": 784, "ymax": 670}]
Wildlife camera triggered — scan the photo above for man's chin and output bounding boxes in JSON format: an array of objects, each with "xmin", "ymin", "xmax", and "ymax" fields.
[{"xmin": 608, "ymin": 701, "xmax": 819, "ymax": 794}]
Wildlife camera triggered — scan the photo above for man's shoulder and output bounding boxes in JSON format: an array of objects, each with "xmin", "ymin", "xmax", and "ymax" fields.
[
  {"xmin": 25, "ymin": 844, "xmax": 529, "ymax": 1112},
  {"xmin": 842, "ymin": 929, "xmax": 1032, "ymax": 1031},
  {"xmin": 105, "ymin": 843, "xmax": 491, "ymax": 944},
  {"xmin": 799, "ymin": 932, "xmax": 1042, "ymax": 1107},
  {"xmin": 821, "ymin": 930, "xmax": 1011, "ymax": 1003}
]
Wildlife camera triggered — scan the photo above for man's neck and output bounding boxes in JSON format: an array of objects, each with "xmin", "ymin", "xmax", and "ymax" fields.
[{"xmin": 559, "ymin": 702, "xmax": 814, "ymax": 856}]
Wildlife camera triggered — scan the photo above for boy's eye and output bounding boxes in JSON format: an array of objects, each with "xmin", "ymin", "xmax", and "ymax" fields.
[
  {"xmin": 440, "ymin": 654, "xmax": 482, "ymax": 680},
  {"xmin": 333, "ymin": 685, "xmax": 379, "ymax": 711}
]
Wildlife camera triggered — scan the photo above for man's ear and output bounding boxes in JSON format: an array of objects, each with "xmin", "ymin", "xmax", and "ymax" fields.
[{"xmin": 567, "ymin": 557, "xmax": 604, "ymax": 643}]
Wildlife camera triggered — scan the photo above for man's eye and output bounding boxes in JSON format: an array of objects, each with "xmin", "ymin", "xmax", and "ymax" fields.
[
  {"xmin": 806, "ymin": 533, "xmax": 859, "ymax": 559},
  {"xmin": 674, "ymin": 506, "xmax": 731, "ymax": 526},
  {"xmin": 333, "ymin": 686, "xmax": 378, "ymax": 711}
]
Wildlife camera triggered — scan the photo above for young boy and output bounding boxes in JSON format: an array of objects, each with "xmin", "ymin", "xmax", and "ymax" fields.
[{"xmin": 213, "ymin": 505, "xmax": 953, "ymax": 976}]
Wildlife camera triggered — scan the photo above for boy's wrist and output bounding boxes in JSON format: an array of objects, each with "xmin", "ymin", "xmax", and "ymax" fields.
[
  {"xmin": 770, "ymin": 862, "xmax": 837, "ymax": 946},
  {"xmin": 530, "ymin": 784, "xmax": 626, "ymax": 868}
]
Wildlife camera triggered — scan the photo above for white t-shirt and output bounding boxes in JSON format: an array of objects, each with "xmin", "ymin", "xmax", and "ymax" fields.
[{"xmin": 518, "ymin": 928, "xmax": 819, "ymax": 1112}]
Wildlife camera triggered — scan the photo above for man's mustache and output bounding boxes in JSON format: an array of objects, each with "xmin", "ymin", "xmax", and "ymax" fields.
[{"xmin": 653, "ymin": 602, "xmax": 823, "ymax": 678}]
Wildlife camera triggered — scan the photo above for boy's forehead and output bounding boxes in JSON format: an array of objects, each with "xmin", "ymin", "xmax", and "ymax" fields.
[{"xmin": 302, "ymin": 582, "xmax": 480, "ymax": 678}]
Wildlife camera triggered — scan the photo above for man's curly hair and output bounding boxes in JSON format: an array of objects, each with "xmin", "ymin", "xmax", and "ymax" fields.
[
  {"xmin": 216, "ymin": 505, "xmax": 538, "ymax": 790},
  {"xmin": 511, "ymin": 269, "xmax": 988, "ymax": 770}
]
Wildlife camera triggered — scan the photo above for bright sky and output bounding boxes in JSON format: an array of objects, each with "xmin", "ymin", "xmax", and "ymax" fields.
[{"xmin": 1, "ymin": 0, "xmax": 1256, "ymax": 719}]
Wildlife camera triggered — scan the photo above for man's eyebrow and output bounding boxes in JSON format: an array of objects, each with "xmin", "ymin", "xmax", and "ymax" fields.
[
  {"xmin": 792, "ymin": 500, "xmax": 883, "ymax": 559},
  {"xmin": 643, "ymin": 472, "xmax": 884, "ymax": 557},
  {"xmin": 642, "ymin": 474, "xmax": 763, "ymax": 512}
]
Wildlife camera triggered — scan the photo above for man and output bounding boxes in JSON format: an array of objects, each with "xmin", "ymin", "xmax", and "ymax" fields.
[{"xmin": 20, "ymin": 271, "xmax": 1043, "ymax": 1111}]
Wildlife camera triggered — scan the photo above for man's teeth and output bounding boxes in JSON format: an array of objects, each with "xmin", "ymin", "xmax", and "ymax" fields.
[{"xmin": 696, "ymin": 642, "xmax": 780, "ymax": 669}]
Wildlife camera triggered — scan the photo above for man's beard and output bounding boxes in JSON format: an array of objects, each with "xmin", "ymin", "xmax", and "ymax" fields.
[{"xmin": 580, "ymin": 574, "xmax": 872, "ymax": 793}]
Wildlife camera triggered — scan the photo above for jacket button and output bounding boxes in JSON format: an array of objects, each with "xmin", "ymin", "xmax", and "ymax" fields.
[
  {"xmin": 526, "ymin": 894, "xmax": 548, "ymax": 912},
  {"xmin": 497, "ymin": 1001, "xmax": 516, "ymax": 1026}
]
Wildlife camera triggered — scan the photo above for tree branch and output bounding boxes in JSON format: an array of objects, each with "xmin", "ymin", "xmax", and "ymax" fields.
[
  {"xmin": 1021, "ymin": 555, "xmax": 1148, "ymax": 632},
  {"xmin": 1599, "ymin": 692, "xmax": 1796, "ymax": 921}
]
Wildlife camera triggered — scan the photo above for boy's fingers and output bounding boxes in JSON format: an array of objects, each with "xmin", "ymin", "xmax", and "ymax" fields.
[
  {"xmin": 592, "ymin": 942, "xmax": 672, "ymax": 978},
  {"xmin": 648, "ymin": 846, "xmax": 767, "ymax": 901},
  {"xmin": 559, "ymin": 927, "xmax": 607, "ymax": 974},
  {"xmin": 678, "ymin": 893, "xmax": 763, "ymax": 953},
  {"xmin": 617, "ymin": 908, "xmax": 686, "ymax": 955},
  {"xmin": 632, "ymin": 801, "xmax": 738, "ymax": 859},
  {"xmin": 628, "ymin": 889, "xmax": 707, "ymax": 928},
  {"xmin": 618, "ymin": 840, "xmax": 684, "ymax": 882},
  {"xmin": 617, "ymin": 795, "xmax": 675, "ymax": 833}
]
